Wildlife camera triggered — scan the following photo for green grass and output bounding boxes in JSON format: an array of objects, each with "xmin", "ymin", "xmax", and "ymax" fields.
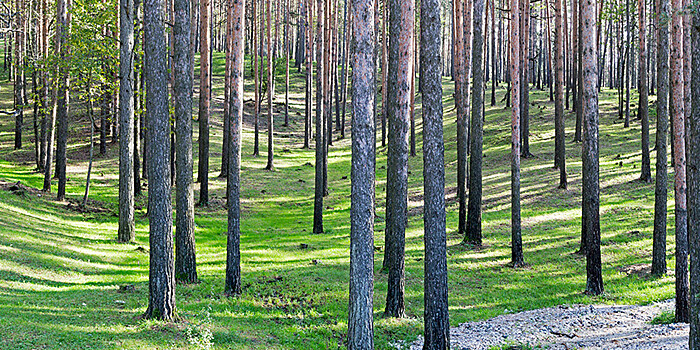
[
  {"xmin": 0, "ymin": 51, "xmax": 678, "ymax": 349},
  {"xmin": 650, "ymin": 310, "xmax": 676, "ymax": 325}
]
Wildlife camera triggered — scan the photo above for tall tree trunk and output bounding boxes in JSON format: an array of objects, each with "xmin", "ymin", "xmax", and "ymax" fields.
[
  {"xmin": 14, "ymin": 0, "xmax": 24, "ymax": 150},
  {"xmin": 581, "ymin": 0, "xmax": 602, "ymax": 296},
  {"xmin": 253, "ymin": 0, "xmax": 260, "ymax": 156},
  {"xmin": 38, "ymin": 0, "xmax": 48, "ymax": 172},
  {"xmin": 466, "ymin": 0, "xmax": 486, "ymax": 246},
  {"xmin": 624, "ymin": 0, "xmax": 631, "ymax": 128},
  {"xmin": 198, "ymin": 0, "xmax": 211, "ymax": 206},
  {"xmin": 219, "ymin": 1, "xmax": 232, "ymax": 178},
  {"xmin": 490, "ymin": 0, "xmax": 496, "ymax": 106},
  {"xmin": 421, "ymin": 0, "xmax": 448, "ymax": 346},
  {"xmin": 55, "ymin": 0, "xmax": 70, "ymax": 202},
  {"xmin": 303, "ymin": 0, "xmax": 312, "ymax": 149},
  {"xmin": 118, "ymin": 0, "xmax": 136, "ymax": 243},
  {"xmin": 651, "ymin": 0, "xmax": 669, "ymax": 276},
  {"xmin": 143, "ymin": 0, "xmax": 176, "ymax": 320},
  {"xmin": 669, "ymin": 0, "xmax": 688, "ymax": 322},
  {"xmin": 265, "ymin": 0, "xmax": 274, "ymax": 170},
  {"xmin": 225, "ymin": 0, "xmax": 245, "ymax": 297},
  {"xmin": 312, "ymin": 0, "xmax": 325, "ymax": 234},
  {"xmin": 687, "ymin": 3, "xmax": 700, "ymax": 346},
  {"xmin": 457, "ymin": 0, "xmax": 472, "ymax": 241},
  {"xmin": 134, "ymin": 0, "xmax": 143, "ymax": 197},
  {"xmin": 638, "ymin": 0, "xmax": 651, "ymax": 182},
  {"xmin": 347, "ymin": 1, "xmax": 376, "ymax": 347},
  {"xmin": 554, "ymin": 0, "xmax": 566, "ymax": 189},
  {"xmin": 510, "ymin": 0, "xmax": 523, "ymax": 267},
  {"xmin": 383, "ymin": 0, "xmax": 412, "ymax": 319},
  {"xmin": 83, "ymin": 107, "xmax": 94, "ymax": 207},
  {"xmin": 284, "ymin": 0, "xmax": 290, "ymax": 127},
  {"xmin": 520, "ymin": 0, "xmax": 531, "ymax": 157},
  {"xmin": 174, "ymin": 0, "xmax": 197, "ymax": 284}
]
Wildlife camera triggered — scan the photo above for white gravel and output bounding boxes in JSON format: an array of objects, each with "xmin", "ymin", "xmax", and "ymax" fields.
[{"xmin": 410, "ymin": 300, "xmax": 688, "ymax": 349}]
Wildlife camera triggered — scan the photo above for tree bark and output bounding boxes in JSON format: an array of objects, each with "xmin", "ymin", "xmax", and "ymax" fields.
[
  {"xmin": 669, "ymin": 0, "xmax": 688, "ymax": 322},
  {"xmin": 510, "ymin": 0, "xmax": 523, "ymax": 267},
  {"xmin": 519, "ymin": 0, "xmax": 531, "ymax": 158},
  {"xmin": 687, "ymin": 3, "xmax": 700, "ymax": 346},
  {"xmin": 312, "ymin": 0, "xmax": 325, "ymax": 234},
  {"xmin": 652, "ymin": 0, "xmax": 669, "ymax": 276},
  {"xmin": 253, "ymin": 0, "xmax": 260, "ymax": 156},
  {"xmin": 143, "ymin": 0, "xmax": 176, "ymax": 320},
  {"xmin": 225, "ymin": 0, "xmax": 245, "ymax": 296},
  {"xmin": 554, "ymin": 0, "xmax": 566, "ymax": 189},
  {"xmin": 14, "ymin": 0, "xmax": 24, "ymax": 151},
  {"xmin": 421, "ymin": 0, "xmax": 449, "ymax": 348},
  {"xmin": 347, "ymin": 2, "xmax": 375, "ymax": 348},
  {"xmin": 457, "ymin": 0, "xmax": 472, "ymax": 240},
  {"xmin": 118, "ymin": 0, "xmax": 136, "ymax": 243},
  {"xmin": 383, "ymin": 0, "xmax": 412, "ymax": 318},
  {"xmin": 581, "ymin": 0, "xmax": 602, "ymax": 295},
  {"xmin": 265, "ymin": 0, "xmax": 274, "ymax": 170},
  {"xmin": 55, "ymin": 0, "xmax": 70, "ymax": 202},
  {"xmin": 198, "ymin": 0, "xmax": 211, "ymax": 206},
  {"xmin": 466, "ymin": 0, "xmax": 486, "ymax": 246},
  {"xmin": 174, "ymin": 0, "xmax": 197, "ymax": 284},
  {"xmin": 638, "ymin": 0, "xmax": 651, "ymax": 182}
]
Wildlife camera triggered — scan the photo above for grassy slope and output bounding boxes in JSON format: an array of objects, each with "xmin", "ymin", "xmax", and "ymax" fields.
[{"xmin": 0, "ymin": 53, "xmax": 676, "ymax": 349}]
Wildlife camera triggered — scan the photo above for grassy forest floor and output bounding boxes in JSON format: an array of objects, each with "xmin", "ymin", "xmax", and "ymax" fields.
[{"xmin": 0, "ymin": 54, "xmax": 678, "ymax": 349}]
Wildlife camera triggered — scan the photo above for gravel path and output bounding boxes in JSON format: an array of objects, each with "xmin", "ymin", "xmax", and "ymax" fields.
[{"xmin": 409, "ymin": 300, "xmax": 688, "ymax": 349}]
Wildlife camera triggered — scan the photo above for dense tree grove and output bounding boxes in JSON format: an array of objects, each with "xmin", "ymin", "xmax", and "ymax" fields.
[{"xmin": 4, "ymin": 0, "xmax": 700, "ymax": 347}]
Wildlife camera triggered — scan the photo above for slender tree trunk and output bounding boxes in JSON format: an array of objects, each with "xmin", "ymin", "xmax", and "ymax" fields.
[
  {"xmin": 624, "ymin": 0, "xmax": 631, "ymax": 128},
  {"xmin": 83, "ymin": 109, "xmax": 94, "ymax": 207},
  {"xmin": 457, "ymin": 0, "xmax": 472, "ymax": 240},
  {"xmin": 651, "ymin": 0, "xmax": 669, "ymax": 276},
  {"xmin": 466, "ymin": 0, "xmax": 486, "ymax": 246},
  {"xmin": 55, "ymin": 0, "xmax": 70, "ymax": 202},
  {"xmin": 198, "ymin": 0, "xmax": 211, "ymax": 206},
  {"xmin": 265, "ymin": 0, "xmax": 274, "ymax": 170},
  {"xmin": 174, "ymin": 0, "xmax": 197, "ymax": 284},
  {"xmin": 134, "ymin": 0, "xmax": 143, "ymax": 197},
  {"xmin": 520, "ymin": 0, "xmax": 531, "ymax": 157},
  {"xmin": 143, "ymin": 0, "xmax": 176, "ymax": 320},
  {"xmin": 347, "ymin": 0, "xmax": 376, "ymax": 346},
  {"xmin": 118, "ymin": 0, "xmax": 136, "ymax": 243},
  {"xmin": 304, "ymin": 0, "xmax": 312, "ymax": 149},
  {"xmin": 312, "ymin": 0, "xmax": 325, "ymax": 234},
  {"xmin": 490, "ymin": 0, "xmax": 496, "ymax": 106},
  {"xmin": 383, "ymin": 0, "xmax": 412, "ymax": 318},
  {"xmin": 225, "ymin": 0, "xmax": 245, "ymax": 296},
  {"xmin": 39, "ymin": 0, "xmax": 48, "ymax": 172},
  {"xmin": 421, "ymin": 0, "xmax": 448, "ymax": 346},
  {"xmin": 219, "ymin": 2, "xmax": 232, "ymax": 178},
  {"xmin": 687, "ymin": 3, "xmax": 700, "ymax": 346},
  {"xmin": 14, "ymin": 0, "xmax": 24, "ymax": 151},
  {"xmin": 581, "ymin": 0, "xmax": 602, "ymax": 295},
  {"xmin": 638, "ymin": 0, "xmax": 651, "ymax": 182},
  {"xmin": 253, "ymin": 0, "xmax": 260, "ymax": 156},
  {"xmin": 669, "ymin": 0, "xmax": 688, "ymax": 322},
  {"xmin": 284, "ymin": 0, "xmax": 290, "ymax": 127},
  {"xmin": 510, "ymin": 0, "xmax": 523, "ymax": 267},
  {"xmin": 554, "ymin": 0, "xmax": 566, "ymax": 189}
]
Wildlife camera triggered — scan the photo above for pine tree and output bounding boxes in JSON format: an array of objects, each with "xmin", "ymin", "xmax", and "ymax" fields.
[
  {"xmin": 347, "ymin": 1, "xmax": 375, "ymax": 347},
  {"xmin": 174, "ymin": 0, "xmax": 197, "ymax": 284},
  {"xmin": 581, "ymin": 0, "xmax": 602, "ymax": 296},
  {"xmin": 421, "ymin": 0, "xmax": 449, "ymax": 347},
  {"xmin": 143, "ymin": 0, "xmax": 176, "ymax": 320},
  {"xmin": 225, "ymin": 0, "xmax": 245, "ymax": 297},
  {"xmin": 383, "ymin": 0, "xmax": 413, "ymax": 318}
]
